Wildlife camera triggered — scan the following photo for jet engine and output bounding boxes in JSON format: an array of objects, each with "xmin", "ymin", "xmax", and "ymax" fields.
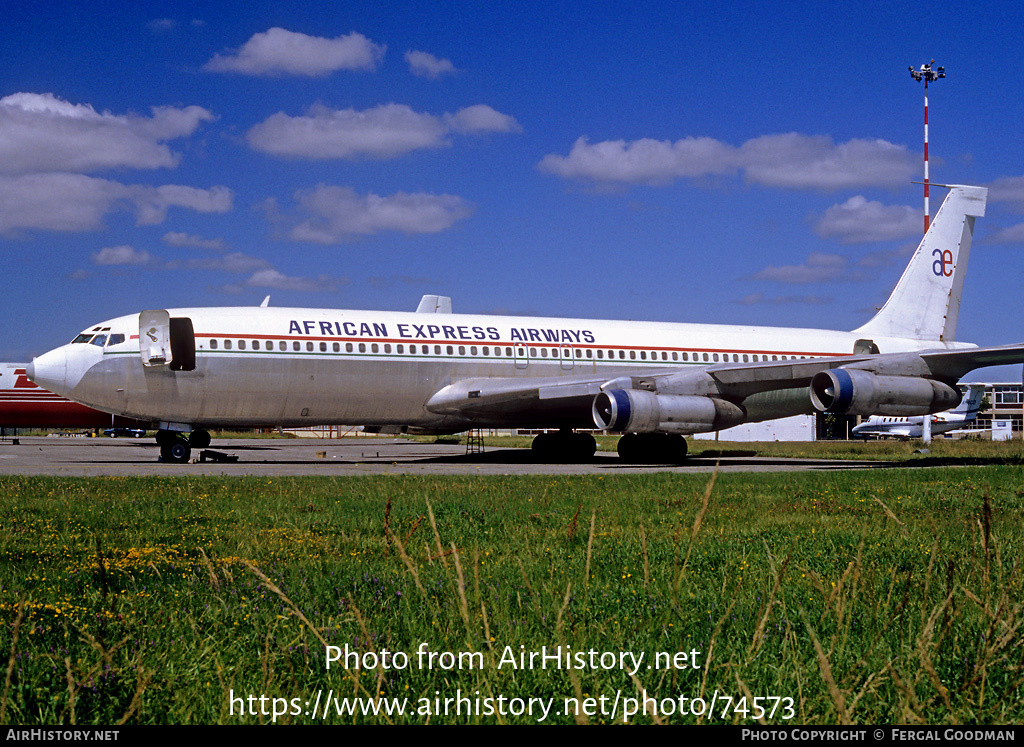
[
  {"xmin": 592, "ymin": 389, "xmax": 745, "ymax": 434},
  {"xmin": 810, "ymin": 369, "xmax": 960, "ymax": 416}
]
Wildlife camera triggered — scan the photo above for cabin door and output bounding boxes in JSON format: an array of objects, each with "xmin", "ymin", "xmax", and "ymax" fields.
[
  {"xmin": 559, "ymin": 344, "xmax": 574, "ymax": 370},
  {"xmin": 514, "ymin": 343, "xmax": 529, "ymax": 369},
  {"xmin": 138, "ymin": 310, "xmax": 196, "ymax": 371},
  {"xmin": 139, "ymin": 310, "xmax": 171, "ymax": 367}
]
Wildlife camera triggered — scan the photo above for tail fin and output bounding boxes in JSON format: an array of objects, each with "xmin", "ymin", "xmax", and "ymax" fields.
[
  {"xmin": 950, "ymin": 384, "xmax": 985, "ymax": 418},
  {"xmin": 853, "ymin": 185, "xmax": 987, "ymax": 342}
]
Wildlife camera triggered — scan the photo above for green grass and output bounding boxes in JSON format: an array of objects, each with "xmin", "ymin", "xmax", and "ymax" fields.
[{"xmin": 1, "ymin": 468, "xmax": 1023, "ymax": 724}]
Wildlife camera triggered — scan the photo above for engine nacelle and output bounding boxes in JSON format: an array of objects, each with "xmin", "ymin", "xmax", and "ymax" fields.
[
  {"xmin": 810, "ymin": 369, "xmax": 960, "ymax": 416},
  {"xmin": 592, "ymin": 389, "xmax": 745, "ymax": 434}
]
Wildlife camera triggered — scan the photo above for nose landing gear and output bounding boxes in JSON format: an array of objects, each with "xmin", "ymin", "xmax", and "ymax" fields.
[{"xmin": 156, "ymin": 428, "xmax": 211, "ymax": 463}]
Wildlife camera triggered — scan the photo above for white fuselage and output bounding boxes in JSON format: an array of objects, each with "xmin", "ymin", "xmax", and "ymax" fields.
[
  {"xmin": 851, "ymin": 414, "xmax": 964, "ymax": 439},
  {"xmin": 29, "ymin": 306, "xmax": 965, "ymax": 432},
  {"xmin": 851, "ymin": 403, "xmax": 979, "ymax": 439}
]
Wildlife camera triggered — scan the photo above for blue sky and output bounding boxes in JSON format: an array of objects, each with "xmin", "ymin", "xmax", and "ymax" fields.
[{"xmin": 3, "ymin": 0, "xmax": 1024, "ymax": 381}]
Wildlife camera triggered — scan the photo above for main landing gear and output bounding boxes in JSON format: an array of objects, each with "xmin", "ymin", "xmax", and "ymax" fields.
[
  {"xmin": 156, "ymin": 428, "xmax": 211, "ymax": 464},
  {"xmin": 528, "ymin": 430, "xmax": 689, "ymax": 463},
  {"xmin": 530, "ymin": 429, "xmax": 598, "ymax": 462},
  {"xmin": 616, "ymin": 433, "xmax": 688, "ymax": 464}
]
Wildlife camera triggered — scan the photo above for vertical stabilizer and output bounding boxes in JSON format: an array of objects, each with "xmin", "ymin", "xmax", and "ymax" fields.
[
  {"xmin": 853, "ymin": 185, "xmax": 986, "ymax": 342},
  {"xmin": 951, "ymin": 384, "xmax": 985, "ymax": 417}
]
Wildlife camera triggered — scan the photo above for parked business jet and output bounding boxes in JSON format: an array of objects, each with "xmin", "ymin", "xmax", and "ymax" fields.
[
  {"xmin": 851, "ymin": 384, "xmax": 984, "ymax": 440},
  {"xmin": 26, "ymin": 185, "xmax": 1024, "ymax": 464}
]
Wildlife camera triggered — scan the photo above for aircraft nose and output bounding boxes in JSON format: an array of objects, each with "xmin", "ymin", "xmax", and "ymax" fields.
[{"xmin": 28, "ymin": 347, "xmax": 69, "ymax": 395}]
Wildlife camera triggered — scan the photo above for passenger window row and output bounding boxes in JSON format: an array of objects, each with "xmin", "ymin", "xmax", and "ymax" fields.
[{"xmin": 198, "ymin": 339, "xmax": 809, "ymax": 362}]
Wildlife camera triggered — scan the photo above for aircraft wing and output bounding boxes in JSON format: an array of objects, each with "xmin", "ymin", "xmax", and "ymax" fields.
[
  {"xmin": 917, "ymin": 344, "xmax": 1024, "ymax": 379},
  {"xmin": 425, "ymin": 342, "xmax": 1024, "ymax": 429},
  {"xmin": 423, "ymin": 357, "xmax": 857, "ymax": 426}
]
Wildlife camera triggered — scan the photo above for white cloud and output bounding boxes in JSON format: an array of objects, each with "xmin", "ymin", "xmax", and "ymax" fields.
[
  {"xmin": 855, "ymin": 243, "xmax": 917, "ymax": 268},
  {"xmin": 133, "ymin": 184, "xmax": 233, "ymax": 225},
  {"xmin": 247, "ymin": 103, "xmax": 520, "ymax": 160},
  {"xmin": 166, "ymin": 252, "xmax": 271, "ymax": 274},
  {"xmin": 162, "ymin": 231, "xmax": 225, "ymax": 250},
  {"xmin": 0, "ymin": 173, "xmax": 232, "ymax": 234},
  {"xmin": 735, "ymin": 293, "xmax": 832, "ymax": 305},
  {"xmin": 738, "ymin": 134, "xmax": 916, "ymax": 190},
  {"xmin": 248, "ymin": 103, "xmax": 447, "ymax": 159},
  {"xmin": 204, "ymin": 28, "xmax": 385, "ymax": 76},
  {"xmin": 814, "ymin": 196, "xmax": 921, "ymax": 243},
  {"xmin": 750, "ymin": 252, "xmax": 864, "ymax": 284},
  {"xmin": 0, "ymin": 174, "xmax": 128, "ymax": 232},
  {"xmin": 539, "ymin": 133, "xmax": 917, "ymax": 190},
  {"xmin": 280, "ymin": 185, "xmax": 474, "ymax": 243},
  {"xmin": 988, "ymin": 176, "xmax": 1024, "ymax": 212},
  {"xmin": 988, "ymin": 223, "xmax": 1024, "ymax": 244},
  {"xmin": 83, "ymin": 242, "xmax": 337, "ymax": 295},
  {"xmin": 444, "ymin": 105, "xmax": 521, "ymax": 134},
  {"xmin": 538, "ymin": 136, "xmax": 737, "ymax": 185},
  {"xmin": 237, "ymin": 269, "xmax": 344, "ymax": 292},
  {"xmin": 0, "ymin": 93, "xmax": 214, "ymax": 175},
  {"xmin": 92, "ymin": 245, "xmax": 153, "ymax": 266},
  {"xmin": 405, "ymin": 50, "xmax": 457, "ymax": 79}
]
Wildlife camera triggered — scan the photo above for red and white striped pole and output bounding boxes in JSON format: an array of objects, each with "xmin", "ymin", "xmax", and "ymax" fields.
[
  {"xmin": 923, "ymin": 76, "xmax": 930, "ymax": 232},
  {"xmin": 910, "ymin": 61, "xmax": 944, "ymax": 234}
]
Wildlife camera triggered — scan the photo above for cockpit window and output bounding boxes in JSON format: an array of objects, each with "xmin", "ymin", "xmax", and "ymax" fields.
[
  {"xmin": 90, "ymin": 335, "xmax": 107, "ymax": 347},
  {"xmin": 72, "ymin": 333, "xmax": 93, "ymax": 344},
  {"xmin": 106, "ymin": 334, "xmax": 125, "ymax": 346}
]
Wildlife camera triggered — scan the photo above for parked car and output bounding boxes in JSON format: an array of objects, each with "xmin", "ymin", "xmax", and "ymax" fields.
[{"xmin": 104, "ymin": 427, "xmax": 147, "ymax": 438}]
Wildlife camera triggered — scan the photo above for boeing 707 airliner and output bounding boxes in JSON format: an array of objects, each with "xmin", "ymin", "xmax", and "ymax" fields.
[{"xmin": 27, "ymin": 185, "xmax": 1024, "ymax": 463}]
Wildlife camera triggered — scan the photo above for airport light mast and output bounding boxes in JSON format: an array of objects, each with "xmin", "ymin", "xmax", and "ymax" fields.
[
  {"xmin": 910, "ymin": 61, "xmax": 944, "ymax": 446},
  {"xmin": 909, "ymin": 60, "xmax": 945, "ymax": 233}
]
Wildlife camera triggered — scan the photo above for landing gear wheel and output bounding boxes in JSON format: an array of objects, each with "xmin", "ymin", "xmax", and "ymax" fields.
[
  {"xmin": 155, "ymin": 430, "xmax": 177, "ymax": 447},
  {"xmin": 160, "ymin": 436, "xmax": 192, "ymax": 464},
  {"xmin": 190, "ymin": 429, "xmax": 211, "ymax": 449},
  {"xmin": 617, "ymin": 433, "xmax": 643, "ymax": 462},
  {"xmin": 570, "ymin": 431, "xmax": 597, "ymax": 461},
  {"xmin": 617, "ymin": 433, "xmax": 688, "ymax": 464},
  {"xmin": 530, "ymin": 430, "xmax": 598, "ymax": 463},
  {"xmin": 661, "ymin": 434, "xmax": 688, "ymax": 464},
  {"xmin": 531, "ymin": 431, "xmax": 558, "ymax": 462}
]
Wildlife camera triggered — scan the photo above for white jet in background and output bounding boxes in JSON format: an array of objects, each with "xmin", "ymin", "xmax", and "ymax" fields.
[{"xmin": 851, "ymin": 384, "xmax": 984, "ymax": 440}]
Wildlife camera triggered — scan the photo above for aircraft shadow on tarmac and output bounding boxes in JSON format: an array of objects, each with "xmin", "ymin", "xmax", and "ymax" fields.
[
  {"xmin": 33, "ymin": 439, "xmax": 1023, "ymax": 471},
  {"xmin": 245, "ymin": 447, "xmax": 1024, "ymax": 470}
]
